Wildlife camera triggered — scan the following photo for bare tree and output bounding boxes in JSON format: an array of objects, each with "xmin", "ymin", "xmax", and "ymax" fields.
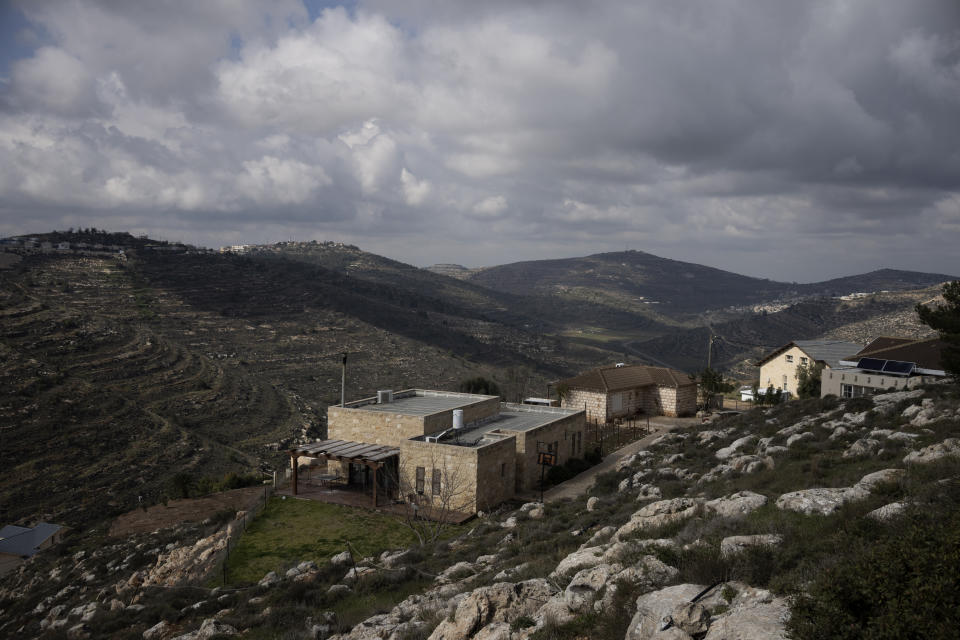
[{"xmin": 390, "ymin": 447, "xmax": 475, "ymax": 546}]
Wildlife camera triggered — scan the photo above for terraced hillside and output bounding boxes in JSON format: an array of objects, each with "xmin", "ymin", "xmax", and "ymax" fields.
[
  {"xmin": 0, "ymin": 246, "xmax": 618, "ymax": 529},
  {"xmin": 0, "ymin": 256, "xmax": 301, "ymax": 528}
]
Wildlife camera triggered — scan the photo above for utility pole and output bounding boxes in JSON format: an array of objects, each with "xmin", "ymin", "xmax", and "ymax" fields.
[{"xmin": 341, "ymin": 352, "xmax": 347, "ymax": 407}]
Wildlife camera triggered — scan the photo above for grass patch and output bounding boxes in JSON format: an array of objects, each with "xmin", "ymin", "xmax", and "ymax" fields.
[{"xmin": 220, "ymin": 497, "xmax": 419, "ymax": 585}]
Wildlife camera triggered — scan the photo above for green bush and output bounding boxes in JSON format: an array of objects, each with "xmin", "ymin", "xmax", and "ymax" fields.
[{"xmin": 788, "ymin": 509, "xmax": 960, "ymax": 639}]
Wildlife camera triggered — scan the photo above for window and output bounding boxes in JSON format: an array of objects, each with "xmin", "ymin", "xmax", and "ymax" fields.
[
  {"xmin": 500, "ymin": 462, "xmax": 506, "ymax": 477},
  {"xmin": 841, "ymin": 384, "xmax": 853, "ymax": 398},
  {"xmin": 432, "ymin": 469, "xmax": 441, "ymax": 496},
  {"xmin": 786, "ymin": 354, "xmax": 794, "ymax": 363},
  {"xmin": 800, "ymin": 357, "xmax": 808, "ymax": 365},
  {"xmin": 782, "ymin": 375, "xmax": 788, "ymax": 391},
  {"xmin": 415, "ymin": 467, "xmax": 425, "ymax": 493}
]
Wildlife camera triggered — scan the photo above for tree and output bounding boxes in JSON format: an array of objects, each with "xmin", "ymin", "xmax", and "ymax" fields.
[
  {"xmin": 916, "ymin": 281, "xmax": 960, "ymax": 379},
  {"xmin": 390, "ymin": 450, "xmax": 475, "ymax": 546},
  {"xmin": 691, "ymin": 368, "xmax": 734, "ymax": 410},
  {"xmin": 796, "ymin": 362, "xmax": 824, "ymax": 399},
  {"xmin": 459, "ymin": 376, "xmax": 501, "ymax": 397}
]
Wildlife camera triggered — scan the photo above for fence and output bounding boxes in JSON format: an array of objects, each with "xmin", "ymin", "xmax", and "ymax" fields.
[
  {"xmin": 583, "ymin": 416, "xmax": 654, "ymax": 456},
  {"xmin": 202, "ymin": 483, "xmax": 273, "ymax": 586}
]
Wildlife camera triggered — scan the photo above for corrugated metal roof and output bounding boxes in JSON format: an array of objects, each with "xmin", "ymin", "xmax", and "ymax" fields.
[
  {"xmin": 559, "ymin": 364, "xmax": 695, "ymax": 392},
  {"xmin": 0, "ymin": 523, "xmax": 62, "ymax": 557},
  {"xmin": 792, "ymin": 340, "xmax": 865, "ymax": 368}
]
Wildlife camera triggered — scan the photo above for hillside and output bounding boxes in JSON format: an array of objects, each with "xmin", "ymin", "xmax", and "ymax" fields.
[
  {"xmin": 3, "ymin": 383, "xmax": 959, "ymax": 638},
  {"xmin": 467, "ymin": 250, "xmax": 956, "ymax": 316},
  {"xmin": 623, "ymin": 287, "xmax": 942, "ymax": 377},
  {"xmin": 0, "ymin": 242, "xmax": 619, "ymax": 530}
]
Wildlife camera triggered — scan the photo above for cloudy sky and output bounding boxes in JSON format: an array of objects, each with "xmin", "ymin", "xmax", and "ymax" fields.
[{"xmin": 1, "ymin": 1, "xmax": 958, "ymax": 281}]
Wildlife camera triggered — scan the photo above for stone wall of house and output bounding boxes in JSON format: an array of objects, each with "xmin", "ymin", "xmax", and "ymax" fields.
[
  {"xmin": 821, "ymin": 370, "xmax": 935, "ymax": 398},
  {"xmin": 655, "ymin": 385, "xmax": 698, "ymax": 417},
  {"xmin": 327, "ymin": 406, "xmax": 429, "ymax": 447},
  {"xmin": 504, "ymin": 412, "xmax": 586, "ymax": 492},
  {"xmin": 328, "ymin": 395, "xmax": 501, "ymax": 447},
  {"xmin": 562, "ymin": 389, "xmax": 607, "ymax": 422},
  {"xmin": 397, "ymin": 437, "xmax": 516, "ymax": 514}
]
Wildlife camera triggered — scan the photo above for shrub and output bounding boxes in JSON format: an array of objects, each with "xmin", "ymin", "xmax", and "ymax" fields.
[{"xmin": 787, "ymin": 508, "xmax": 960, "ymax": 639}]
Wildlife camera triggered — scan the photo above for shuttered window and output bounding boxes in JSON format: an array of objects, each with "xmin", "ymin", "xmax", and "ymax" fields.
[
  {"xmin": 415, "ymin": 467, "xmax": 425, "ymax": 493},
  {"xmin": 432, "ymin": 469, "xmax": 442, "ymax": 496}
]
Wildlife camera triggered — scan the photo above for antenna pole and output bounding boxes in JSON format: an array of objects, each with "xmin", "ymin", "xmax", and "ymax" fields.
[{"xmin": 341, "ymin": 352, "xmax": 347, "ymax": 407}]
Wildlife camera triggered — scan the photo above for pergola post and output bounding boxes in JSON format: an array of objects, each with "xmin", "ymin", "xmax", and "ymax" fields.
[
  {"xmin": 290, "ymin": 451, "xmax": 298, "ymax": 495},
  {"xmin": 372, "ymin": 465, "xmax": 378, "ymax": 508}
]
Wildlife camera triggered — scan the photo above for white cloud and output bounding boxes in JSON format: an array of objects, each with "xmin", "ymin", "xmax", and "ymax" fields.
[
  {"xmin": 472, "ymin": 195, "xmax": 507, "ymax": 217},
  {"xmin": 401, "ymin": 168, "xmax": 431, "ymax": 206},
  {"xmin": 0, "ymin": 1, "xmax": 958, "ymax": 280}
]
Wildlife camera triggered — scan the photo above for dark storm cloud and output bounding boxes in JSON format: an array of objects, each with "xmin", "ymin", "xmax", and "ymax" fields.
[{"xmin": 0, "ymin": 0, "xmax": 957, "ymax": 280}]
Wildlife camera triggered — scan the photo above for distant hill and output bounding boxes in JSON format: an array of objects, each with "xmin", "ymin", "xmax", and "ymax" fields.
[
  {"xmin": 425, "ymin": 263, "xmax": 481, "ymax": 279},
  {"xmin": 467, "ymin": 250, "xmax": 956, "ymax": 315}
]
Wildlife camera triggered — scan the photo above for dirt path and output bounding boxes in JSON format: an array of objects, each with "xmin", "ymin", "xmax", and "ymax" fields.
[
  {"xmin": 109, "ymin": 486, "xmax": 269, "ymax": 537},
  {"xmin": 540, "ymin": 417, "xmax": 700, "ymax": 502}
]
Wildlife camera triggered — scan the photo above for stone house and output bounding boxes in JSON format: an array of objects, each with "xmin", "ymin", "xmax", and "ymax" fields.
[
  {"xmin": 821, "ymin": 336, "xmax": 947, "ymax": 398},
  {"xmin": 291, "ymin": 389, "xmax": 586, "ymax": 514},
  {"xmin": 557, "ymin": 364, "xmax": 697, "ymax": 422},
  {"xmin": 755, "ymin": 340, "xmax": 863, "ymax": 398}
]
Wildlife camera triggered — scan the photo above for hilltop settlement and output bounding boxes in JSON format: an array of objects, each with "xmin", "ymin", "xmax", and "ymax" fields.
[{"xmin": 1, "ymin": 232, "xmax": 959, "ymax": 639}]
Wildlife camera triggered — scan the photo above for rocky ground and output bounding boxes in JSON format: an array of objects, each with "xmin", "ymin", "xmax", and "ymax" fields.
[{"xmin": 2, "ymin": 381, "xmax": 959, "ymax": 639}]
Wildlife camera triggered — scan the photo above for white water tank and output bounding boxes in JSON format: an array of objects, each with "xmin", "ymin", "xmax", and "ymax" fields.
[
  {"xmin": 452, "ymin": 409, "xmax": 464, "ymax": 429},
  {"xmin": 377, "ymin": 390, "xmax": 393, "ymax": 404}
]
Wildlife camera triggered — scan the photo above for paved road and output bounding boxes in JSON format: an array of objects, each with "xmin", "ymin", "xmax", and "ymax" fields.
[{"xmin": 536, "ymin": 416, "xmax": 700, "ymax": 503}]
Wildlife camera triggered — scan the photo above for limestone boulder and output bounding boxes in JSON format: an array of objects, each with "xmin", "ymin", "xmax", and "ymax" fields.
[
  {"xmin": 785, "ymin": 432, "xmax": 815, "ymax": 447},
  {"xmin": 551, "ymin": 546, "xmax": 605, "ymax": 578},
  {"xmin": 866, "ymin": 502, "xmax": 909, "ymax": 522},
  {"xmin": 428, "ymin": 580, "xmax": 558, "ymax": 640},
  {"xmin": 842, "ymin": 438, "xmax": 880, "ymax": 459},
  {"xmin": 595, "ymin": 555, "xmax": 680, "ymax": 613},
  {"xmin": 720, "ymin": 535, "xmax": 782, "ymax": 558},
  {"xmin": 703, "ymin": 588, "xmax": 789, "ymax": 640},
  {"xmin": 716, "ymin": 436, "xmax": 756, "ymax": 461},
  {"xmin": 775, "ymin": 487, "xmax": 867, "ymax": 515},
  {"xmin": 586, "ymin": 496, "xmax": 599, "ymax": 512},
  {"xmin": 904, "ymin": 438, "xmax": 960, "ymax": 464},
  {"xmin": 855, "ymin": 469, "xmax": 904, "ymax": 492},
  {"xmin": 624, "ymin": 584, "xmax": 705, "ymax": 640},
  {"xmin": 564, "ymin": 564, "xmax": 616, "ymax": 612},
  {"xmin": 671, "ymin": 602, "xmax": 711, "ymax": 636},
  {"xmin": 706, "ymin": 492, "xmax": 767, "ymax": 519},
  {"xmin": 615, "ymin": 498, "xmax": 702, "ymax": 540},
  {"xmin": 330, "ymin": 551, "xmax": 352, "ymax": 567},
  {"xmin": 728, "ymin": 455, "xmax": 773, "ymax": 474},
  {"xmin": 142, "ymin": 621, "xmax": 171, "ymax": 640}
]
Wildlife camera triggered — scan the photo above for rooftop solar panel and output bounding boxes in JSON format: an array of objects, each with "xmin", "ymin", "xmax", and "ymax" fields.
[
  {"xmin": 857, "ymin": 358, "xmax": 887, "ymax": 373},
  {"xmin": 882, "ymin": 360, "xmax": 915, "ymax": 375}
]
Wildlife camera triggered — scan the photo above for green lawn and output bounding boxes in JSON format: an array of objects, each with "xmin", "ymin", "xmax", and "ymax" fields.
[{"xmin": 220, "ymin": 497, "xmax": 419, "ymax": 585}]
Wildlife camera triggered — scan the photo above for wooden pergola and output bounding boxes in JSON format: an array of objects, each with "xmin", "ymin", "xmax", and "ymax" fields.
[{"xmin": 289, "ymin": 439, "xmax": 400, "ymax": 507}]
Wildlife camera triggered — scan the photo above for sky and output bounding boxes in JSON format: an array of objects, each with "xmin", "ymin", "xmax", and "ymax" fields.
[{"xmin": 0, "ymin": 0, "xmax": 959, "ymax": 282}]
